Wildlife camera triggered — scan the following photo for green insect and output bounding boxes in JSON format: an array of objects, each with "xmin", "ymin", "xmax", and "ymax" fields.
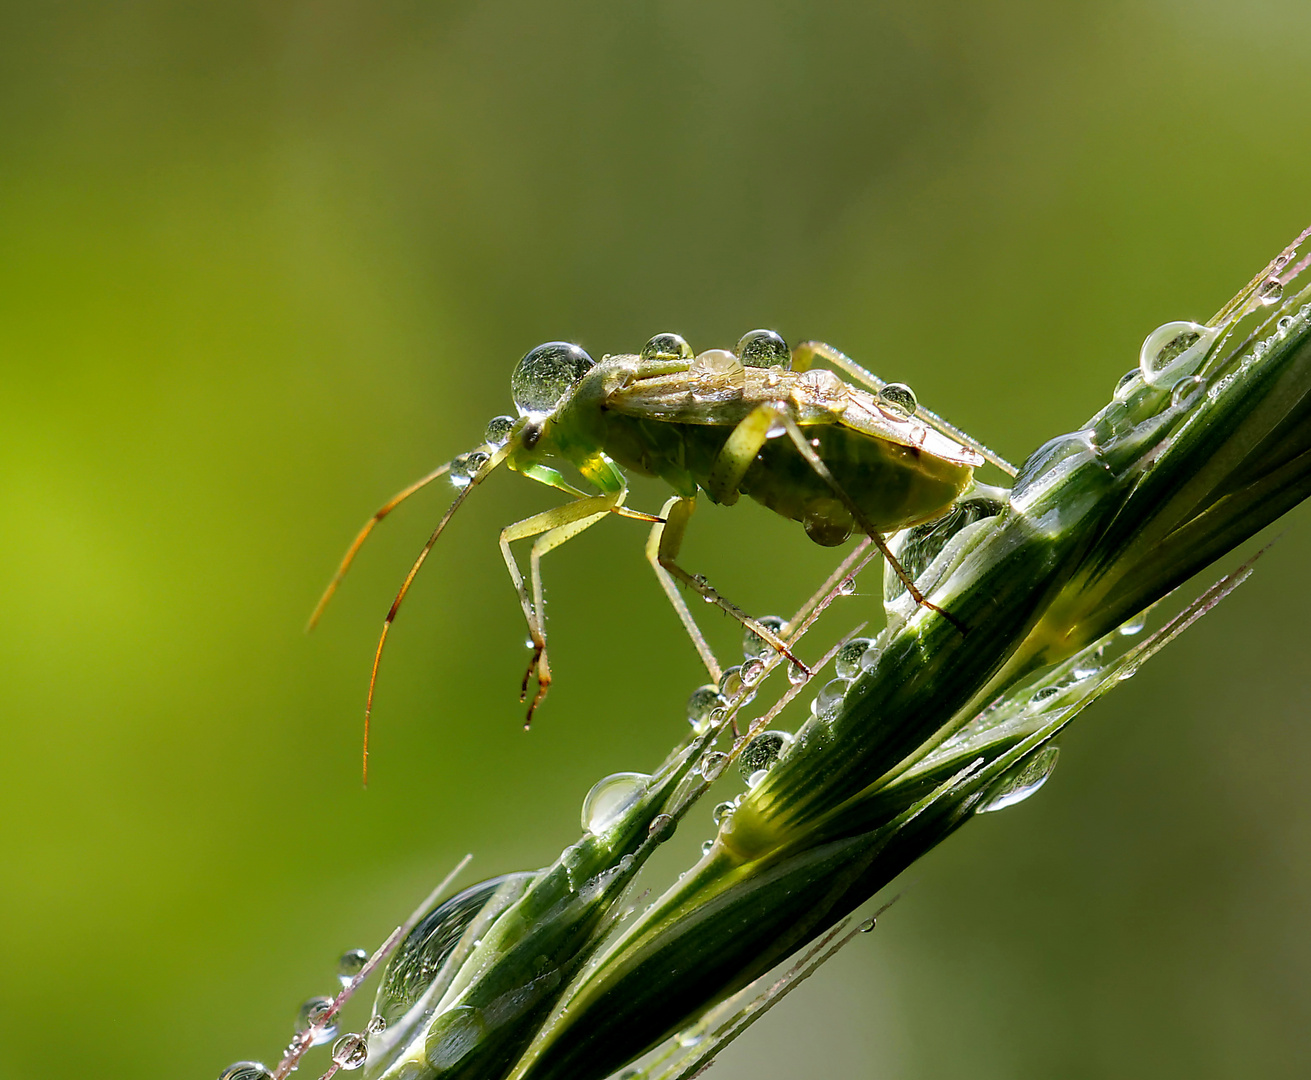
[{"xmin": 310, "ymin": 329, "xmax": 1015, "ymax": 782}]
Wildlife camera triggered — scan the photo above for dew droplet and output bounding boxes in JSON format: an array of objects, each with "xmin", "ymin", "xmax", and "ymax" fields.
[
  {"xmin": 641, "ymin": 332, "xmax": 694, "ymax": 364},
  {"xmin": 331, "ymin": 1033, "xmax": 369, "ymax": 1071},
  {"xmin": 367, "ymin": 1015, "xmax": 387, "ymax": 1035},
  {"xmin": 699, "ymin": 751, "xmax": 729, "ymax": 781},
  {"xmin": 219, "ymin": 1063, "xmax": 273, "ymax": 1080},
  {"xmin": 838, "ymin": 577, "xmax": 857, "ymax": 596},
  {"xmin": 977, "ymin": 746, "xmax": 1060, "ymax": 813},
  {"xmin": 858, "ymin": 918, "xmax": 876, "ymax": 933},
  {"xmin": 797, "ymin": 367, "xmax": 848, "ymax": 404},
  {"xmin": 296, "ymin": 997, "xmax": 338, "ymax": 1045},
  {"xmin": 787, "ymin": 660, "xmax": 808, "ymax": 685},
  {"xmin": 1138, "ymin": 321, "xmax": 1216, "ymax": 388},
  {"xmin": 740, "ymin": 658, "xmax": 767, "ymax": 686},
  {"xmin": 1278, "ymin": 315, "xmax": 1295, "ymax": 335},
  {"xmin": 742, "ymin": 615, "xmax": 786, "ymax": 658},
  {"xmin": 719, "ymin": 666, "xmax": 744, "ymax": 699},
  {"xmin": 483, "ymin": 415, "xmax": 516, "ymax": 448},
  {"xmin": 876, "ymin": 382, "xmax": 918, "ymax": 419},
  {"xmin": 738, "ymin": 730, "xmax": 792, "ymax": 781},
  {"xmin": 1170, "ymin": 375, "xmax": 1205, "ymax": 409},
  {"xmin": 1029, "ymin": 685, "xmax": 1061, "ymax": 709},
  {"xmin": 448, "ymin": 450, "xmax": 490, "ymax": 489},
  {"xmin": 1257, "ymin": 278, "xmax": 1284, "ymax": 305},
  {"xmin": 813, "ymin": 678, "xmax": 851, "ymax": 720},
  {"xmin": 686, "ymin": 684, "xmax": 727, "ymax": 733},
  {"xmin": 1119, "ymin": 615, "xmax": 1146, "ymax": 636},
  {"xmin": 1113, "ymin": 368, "xmax": 1141, "ymax": 401},
  {"xmin": 337, "ymin": 949, "xmax": 368, "ymax": 985},
  {"xmin": 691, "ymin": 349, "xmax": 746, "ymax": 381},
  {"xmin": 511, "ymin": 342, "xmax": 596, "ymax": 415},
  {"xmin": 581, "ymin": 772, "xmax": 649, "ymax": 833},
  {"xmin": 834, "ymin": 637, "xmax": 875, "ymax": 680},
  {"xmin": 735, "ymin": 329, "xmax": 790, "ymax": 368},
  {"xmin": 858, "ymin": 644, "xmax": 883, "ymax": 673},
  {"xmin": 802, "ymin": 497, "xmax": 854, "ymax": 547},
  {"xmin": 701, "ymin": 839, "xmax": 714, "ymax": 854},
  {"xmin": 648, "ymin": 813, "xmax": 673, "ymax": 838},
  {"xmin": 712, "ymin": 800, "xmax": 736, "ymax": 825}
]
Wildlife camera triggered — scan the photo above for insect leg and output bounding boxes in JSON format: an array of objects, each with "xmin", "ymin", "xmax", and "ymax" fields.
[
  {"xmin": 793, "ymin": 340, "xmax": 1018, "ymax": 477},
  {"xmin": 645, "ymin": 495, "xmax": 723, "ymax": 685}
]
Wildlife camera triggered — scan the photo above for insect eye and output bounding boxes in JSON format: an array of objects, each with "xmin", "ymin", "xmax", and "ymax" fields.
[
  {"xmin": 511, "ymin": 342, "xmax": 596, "ymax": 416},
  {"xmin": 736, "ymin": 329, "xmax": 791, "ymax": 369},
  {"xmin": 521, "ymin": 420, "xmax": 544, "ymax": 449}
]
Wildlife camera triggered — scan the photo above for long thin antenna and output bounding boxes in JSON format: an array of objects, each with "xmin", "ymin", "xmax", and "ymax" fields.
[
  {"xmin": 362, "ymin": 445, "xmax": 511, "ymax": 786},
  {"xmin": 307, "ymin": 461, "xmax": 456, "ymax": 632}
]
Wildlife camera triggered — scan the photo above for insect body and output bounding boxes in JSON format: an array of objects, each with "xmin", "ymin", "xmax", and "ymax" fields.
[{"xmin": 311, "ymin": 330, "xmax": 1013, "ymax": 782}]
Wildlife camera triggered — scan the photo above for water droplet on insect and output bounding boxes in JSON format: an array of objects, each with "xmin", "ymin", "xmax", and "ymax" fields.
[
  {"xmin": 483, "ymin": 415, "xmax": 516, "ymax": 448},
  {"xmin": 834, "ymin": 637, "xmax": 875, "ymax": 680},
  {"xmin": 648, "ymin": 813, "xmax": 673, "ymax": 838},
  {"xmin": 1138, "ymin": 321, "xmax": 1216, "ymax": 388},
  {"xmin": 581, "ymin": 772, "xmax": 649, "ymax": 833},
  {"xmin": 876, "ymin": 383, "xmax": 918, "ymax": 419},
  {"xmin": 1170, "ymin": 375, "xmax": 1205, "ymax": 409},
  {"xmin": 448, "ymin": 450, "xmax": 490, "ymax": 489},
  {"xmin": 977, "ymin": 746, "xmax": 1060, "ymax": 813},
  {"xmin": 1257, "ymin": 278, "xmax": 1284, "ymax": 305},
  {"xmin": 337, "ymin": 948, "xmax": 368, "ymax": 985},
  {"xmin": 641, "ymin": 332, "xmax": 694, "ymax": 363},
  {"xmin": 687, "ymin": 684, "xmax": 727, "ymax": 733},
  {"xmin": 511, "ymin": 342, "xmax": 596, "ymax": 415},
  {"xmin": 332, "ymin": 1033, "xmax": 369, "ymax": 1071},
  {"xmin": 719, "ymin": 666, "xmax": 744, "ymax": 699},
  {"xmin": 802, "ymin": 498, "xmax": 854, "ymax": 547},
  {"xmin": 787, "ymin": 660, "xmax": 808, "ymax": 685},
  {"xmin": 797, "ymin": 367, "xmax": 848, "ymax": 404},
  {"xmin": 740, "ymin": 658, "xmax": 766, "ymax": 685},
  {"xmin": 691, "ymin": 349, "xmax": 746, "ymax": 382},
  {"xmin": 1113, "ymin": 368, "xmax": 1140, "ymax": 401},
  {"xmin": 219, "ymin": 1063, "xmax": 273, "ymax": 1080},
  {"xmin": 1120, "ymin": 615, "xmax": 1146, "ymax": 636},
  {"xmin": 735, "ymin": 329, "xmax": 791, "ymax": 368},
  {"xmin": 296, "ymin": 996, "xmax": 338, "ymax": 1045},
  {"xmin": 712, "ymin": 800, "xmax": 736, "ymax": 825},
  {"xmin": 738, "ymin": 730, "xmax": 792, "ymax": 781},
  {"xmin": 743, "ymin": 615, "xmax": 787, "ymax": 658},
  {"xmin": 814, "ymin": 678, "xmax": 851, "ymax": 720},
  {"xmin": 700, "ymin": 751, "xmax": 729, "ymax": 781}
]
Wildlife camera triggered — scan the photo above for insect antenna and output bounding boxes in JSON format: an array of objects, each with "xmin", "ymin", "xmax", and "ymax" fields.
[
  {"xmin": 307, "ymin": 461, "xmax": 456, "ymax": 632},
  {"xmin": 362, "ymin": 443, "xmax": 512, "ymax": 785}
]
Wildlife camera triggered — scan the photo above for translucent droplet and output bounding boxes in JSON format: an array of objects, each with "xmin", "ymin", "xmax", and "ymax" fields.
[
  {"xmin": 511, "ymin": 342, "xmax": 596, "ymax": 415},
  {"xmin": 802, "ymin": 497, "xmax": 854, "ymax": 547},
  {"xmin": 858, "ymin": 918, "xmax": 876, "ymax": 933},
  {"xmin": 686, "ymin": 684, "xmax": 727, "ymax": 733},
  {"xmin": 787, "ymin": 660, "xmax": 808, "ymax": 685},
  {"xmin": 740, "ymin": 658, "xmax": 766, "ymax": 686},
  {"xmin": 838, "ymin": 577, "xmax": 856, "ymax": 596},
  {"xmin": 1119, "ymin": 615, "xmax": 1146, "ymax": 636},
  {"xmin": 834, "ymin": 637, "xmax": 875, "ymax": 680},
  {"xmin": 691, "ymin": 349, "xmax": 746, "ymax": 381},
  {"xmin": 641, "ymin": 332, "xmax": 694, "ymax": 364},
  {"xmin": 764, "ymin": 414, "xmax": 787, "ymax": 439},
  {"xmin": 977, "ymin": 746, "xmax": 1060, "ymax": 813},
  {"xmin": 719, "ymin": 665, "xmax": 744, "ymax": 699},
  {"xmin": 219, "ymin": 1063, "xmax": 273, "ymax": 1080},
  {"xmin": 876, "ymin": 382, "xmax": 918, "ymax": 419},
  {"xmin": 1009, "ymin": 431, "xmax": 1099, "ymax": 505},
  {"xmin": 813, "ymin": 678, "xmax": 851, "ymax": 720},
  {"xmin": 737, "ymin": 730, "xmax": 792, "ymax": 781},
  {"xmin": 700, "ymin": 751, "xmax": 729, "ymax": 781},
  {"xmin": 648, "ymin": 813, "xmax": 673, "ymax": 838},
  {"xmin": 1170, "ymin": 375, "xmax": 1205, "ymax": 409},
  {"xmin": 701, "ymin": 839, "xmax": 715, "ymax": 854},
  {"xmin": 296, "ymin": 997, "xmax": 338, "ymax": 1045},
  {"xmin": 448, "ymin": 450, "xmax": 490, "ymax": 489},
  {"xmin": 797, "ymin": 367, "xmax": 848, "ymax": 403},
  {"xmin": 1071, "ymin": 661, "xmax": 1100, "ymax": 681},
  {"xmin": 858, "ymin": 644, "xmax": 882, "ymax": 673},
  {"xmin": 483, "ymin": 415, "xmax": 516, "ymax": 448},
  {"xmin": 743, "ymin": 615, "xmax": 786, "ymax": 658},
  {"xmin": 712, "ymin": 800, "xmax": 736, "ymax": 825},
  {"xmin": 367, "ymin": 1015, "xmax": 387, "ymax": 1035},
  {"xmin": 735, "ymin": 329, "xmax": 790, "ymax": 368},
  {"xmin": 581, "ymin": 772, "xmax": 649, "ymax": 833},
  {"xmin": 1138, "ymin": 321, "xmax": 1216, "ymax": 388},
  {"xmin": 331, "ymin": 1033, "xmax": 369, "ymax": 1071},
  {"xmin": 746, "ymin": 768, "xmax": 769, "ymax": 788},
  {"xmin": 337, "ymin": 949, "xmax": 368, "ymax": 985},
  {"xmin": 678, "ymin": 1030, "xmax": 706, "ymax": 1048},
  {"xmin": 1278, "ymin": 315, "xmax": 1295, "ymax": 335},
  {"xmin": 1113, "ymin": 368, "xmax": 1141, "ymax": 401},
  {"xmin": 1029, "ymin": 685, "xmax": 1060, "ymax": 709},
  {"xmin": 1257, "ymin": 278, "xmax": 1284, "ymax": 305}
]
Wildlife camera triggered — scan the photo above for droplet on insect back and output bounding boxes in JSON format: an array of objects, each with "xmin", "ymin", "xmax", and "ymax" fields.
[
  {"xmin": 511, "ymin": 341, "xmax": 596, "ymax": 415},
  {"xmin": 332, "ymin": 1033, "xmax": 369, "ymax": 1070},
  {"xmin": 797, "ymin": 367, "xmax": 848, "ymax": 404},
  {"xmin": 813, "ymin": 678, "xmax": 851, "ymax": 720},
  {"xmin": 337, "ymin": 948, "xmax": 368, "ymax": 985},
  {"xmin": 687, "ymin": 684, "xmax": 727, "ymax": 733},
  {"xmin": 834, "ymin": 637, "xmax": 875, "ymax": 680},
  {"xmin": 1170, "ymin": 376, "xmax": 1205, "ymax": 409},
  {"xmin": 719, "ymin": 665, "xmax": 744, "ymax": 699},
  {"xmin": 296, "ymin": 996, "xmax": 338, "ymax": 1045},
  {"xmin": 641, "ymin": 332, "xmax": 694, "ymax": 363},
  {"xmin": 581, "ymin": 772, "xmax": 649, "ymax": 833},
  {"xmin": 802, "ymin": 498, "xmax": 854, "ymax": 546},
  {"xmin": 219, "ymin": 1063, "xmax": 273, "ymax": 1080},
  {"xmin": 977, "ymin": 746, "xmax": 1060, "ymax": 813},
  {"xmin": 738, "ymin": 730, "xmax": 792, "ymax": 781},
  {"xmin": 743, "ymin": 615, "xmax": 787, "ymax": 658},
  {"xmin": 1257, "ymin": 278, "xmax": 1284, "ymax": 305},
  {"xmin": 700, "ymin": 751, "xmax": 729, "ymax": 781},
  {"xmin": 449, "ymin": 450, "xmax": 489, "ymax": 488},
  {"xmin": 691, "ymin": 349, "xmax": 746, "ymax": 383},
  {"xmin": 876, "ymin": 382, "xmax": 918, "ymax": 419},
  {"xmin": 1138, "ymin": 320, "xmax": 1217, "ymax": 388},
  {"xmin": 484, "ymin": 415, "xmax": 516, "ymax": 447},
  {"xmin": 735, "ymin": 328, "xmax": 791, "ymax": 368}
]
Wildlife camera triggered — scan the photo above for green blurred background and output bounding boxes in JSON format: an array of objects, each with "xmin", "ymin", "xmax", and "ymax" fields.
[{"xmin": 2, "ymin": 2, "xmax": 1310, "ymax": 1077}]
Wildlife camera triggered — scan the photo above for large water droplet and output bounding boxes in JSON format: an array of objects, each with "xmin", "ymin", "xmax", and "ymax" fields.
[
  {"xmin": 511, "ymin": 342, "xmax": 596, "ymax": 415},
  {"xmin": 802, "ymin": 498, "xmax": 854, "ymax": 546},
  {"xmin": 641, "ymin": 332, "xmax": 694, "ymax": 364},
  {"xmin": 686, "ymin": 684, "xmax": 727, "ymax": 733},
  {"xmin": 977, "ymin": 746, "xmax": 1060, "ymax": 813},
  {"xmin": 1257, "ymin": 278, "xmax": 1284, "ymax": 305},
  {"xmin": 740, "ymin": 658, "xmax": 767, "ymax": 686},
  {"xmin": 743, "ymin": 615, "xmax": 786, "ymax": 658},
  {"xmin": 332, "ymin": 1033, "xmax": 369, "ymax": 1071},
  {"xmin": 876, "ymin": 383, "xmax": 918, "ymax": 419},
  {"xmin": 1138, "ymin": 321, "xmax": 1216, "ymax": 388},
  {"xmin": 581, "ymin": 772, "xmax": 649, "ymax": 833},
  {"xmin": 834, "ymin": 638, "xmax": 875, "ymax": 680},
  {"xmin": 483, "ymin": 415, "xmax": 516, "ymax": 448},
  {"xmin": 691, "ymin": 349, "xmax": 745, "ymax": 381},
  {"xmin": 337, "ymin": 949, "xmax": 368, "ymax": 985},
  {"xmin": 296, "ymin": 996, "xmax": 338, "ymax": 1045},
  {"xmin": 738, "ymin": 730, "xmax": 792, "ymax": 781},
  {"xmin": 219, "ymin": 1064, "xmax": 273, "ymax": 1080},
  {"xmin": 699, "ymin": 751, "xmax": 729, "ymax": 781},
  {"xmin": 735, "ymin": 329, "xmax": 790, "ymax": 368}
]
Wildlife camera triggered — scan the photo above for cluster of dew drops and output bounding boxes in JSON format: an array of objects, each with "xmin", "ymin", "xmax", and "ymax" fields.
[{"xmin": 217, "ymin": 949, "xmax": 383, "ymax": 1080}]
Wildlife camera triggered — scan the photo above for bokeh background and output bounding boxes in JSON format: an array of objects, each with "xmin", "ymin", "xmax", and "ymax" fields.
[{"xmin": 2, "ymin": 3, "xmax": 1310, "ymax": 1078}]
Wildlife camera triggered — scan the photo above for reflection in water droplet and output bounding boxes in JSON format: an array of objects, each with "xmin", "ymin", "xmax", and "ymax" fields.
[
  {"xmin": 977, "ymin": 746, "xmax": 1060, "ymax": 813},
  {"xmin": 296, "ymin": 997, "xmax": 338, "ymax": 1045},
  {"xmin": 746, "ymin": 768, "xmax": 769, "ymax": 788},
  {"xmin": 483, "ymin": 415, "xmax": 516, "ymax": 448},
  {"xmin": 337, "ymin": 949, "xmax": 368, "ymax": 985},
  {"xmin": 740, "ymin": 658, "xmax": 766, "ymax": 686},
  {"xmin": 719, "ymin": 666, "xmax": 744, "ymax": 699},
  {"xmin": 743, "ymin": 615, "xmax": 786, "ymax": 658},
  {"xmin": 1257, "ymin": 278, "xmax": 1284, "ymax": 305},
  {"xmin": 803, "ymin": 498, "xmax": 854, "ymax": 546},
  {"xmin": 686, "ymin": 684, "xmax": 727, "ymax": 733},
  {"xmin": 448, "ymin": 450, "xmax": 490, "ymax": 489},
  {"xmin": 738, "ymin": 730, "xmax": 792, "ymax": 781},
  {"xmin": 332, "ymin": 1033, "xmax": 369, "ymax": 1071},
  {"xmin": 367, "ymin": 1015, "xmax": 387, "ymax": 1035},
  {"xmin": 1029, "ymin": 686, "xmax": 1060, "ymax": 709},
  {"xmin": 814, "ymin": 678, "xmax": 851, "ymax": 720},
  {"xmin": 692, "ymin": 349, "xmax": 745, "ymax": 381},
  {"xmin": 1114, "ymin": 368, "xmax": 1140, "ymax": 400},
  {"xmin": 701, "ymin": 839, "xmax": 714, "ymax": 855},
  {"xmin": 581, "ymin": 773, "xmax": 649, "ymax": 833},
  {"xmin": 1138, "ymin": 321, "xmax": 1217, "ymax": 388},
  {"xmin": 712, "ymin": 800, "xmax": 736, "ymax": 825},
  {"xmin": 787, "ymin": 661, "xmax": 808, "ymax": 685},
  {"xmin": 877, "ymin": 383, "xmax": 918, "ymax": 419},
  {"xmin": 219, "ymin": 1063, "xmax": 273, "ymax": 1080},
  {"xmin": 838, "ymin": 577, "xmax": 856, "ymax": 595},
  {"xmin": 735, "ymin": 329, "xmax": 791, "ymax": 368},
  {"xmin": 1170, "ymin": 376, "xmax": 1205, "ymax": 409},
  {"xmin": 648, "ymin": 813, "xmax": 673, "ymax": 838},
  {"xmin": 1119, "ymin": 615, "xmax": 1146, "ymax": 636},
  {"xmin": 1278, "ymin": 316, "xmax": 1295, "ymax": 335},
  {"xmin": 641, "ymin": 332, "xmax": 694, "ymax": 364},
  {"xmin": 699, "ymin": 751, "xmax": 729, "ymax": 781},
  {"xmin": 834, "ymin": 638, "xmax": 874, "ymax": 680},
  {"xmin": 511, "ymin": 342, "xmax": 596, "ymax": 415}
]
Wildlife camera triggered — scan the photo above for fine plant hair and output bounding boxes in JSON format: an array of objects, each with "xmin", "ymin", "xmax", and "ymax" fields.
[{"xmin": 219, "ymin": 227, "xmax": 1311, "ymax": 1080}]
